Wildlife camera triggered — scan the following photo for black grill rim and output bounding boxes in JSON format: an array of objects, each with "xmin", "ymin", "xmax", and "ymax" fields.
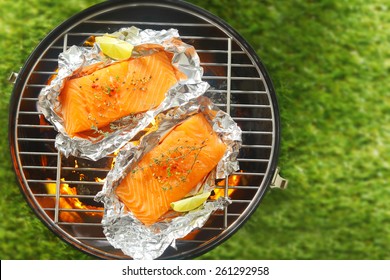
[{"xmin": 8, "ymin": 0, "xmax": 281, "ymax": 260}]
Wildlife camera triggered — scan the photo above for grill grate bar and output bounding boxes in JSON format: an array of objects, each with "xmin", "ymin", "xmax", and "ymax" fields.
[
  {"xmin": 203, "ymin": 76, "xmax": 262, "ymax": 81},
  {"xmin": 54, "ymin": 150, "xmax": 61, "ymax": 223},
  {"xmin": 177, "ymin": 240, "xmax": 217, "ymax": 244},
  {"xmin": 241, "ymin": 131, "xmax": 273, "ymax": 135},
  {"xmin": 57, "ymin": 222, "xmax": 102, "ymax": 226},
  {"xmin": 215, "ymin": 185, "xmax": 262, "ymax": 190},
  {"xmin": 30, "ymin": 179, "xmax": 56, "ymax": 184},
  {"xmin": 22, "ymin": 165, "xmax": 110, "ymax": 172},
  {"xmin": 237, "ymin": 158, "xmax": 270, "ymax": 163},
  {"xmin": 66, "ymin": 32, "xmax": 229, "ymax": 41},
  {"xmin": 197, "ymin": 50, "xmax": 245, "ymax": 54},
  {"xmin": 31, "ymin": 71, "xmax": 58, "ymax": 75},
  {"xmin": 84, "ymin": 19, "xmax": 214, "ymax": 27},
  {"xmin": 63, "ymin": 34, "xmax": 68, "ymax": 52},
  {"xmin": 17, "ymin": 124, "xmax": 54, "ymax": 128},
  {"xmin": 62, "ymin": 167, "xmax": 110, "ymax": 172},
  {"xmin": 18, "ymin": 138, "xmax": 55, "ymax": 142},
  {"xmin": 18, "ymin": 111, "xmax": 43, "ymax": 115},
  {"xmin": 25, "ymin": 84, "xmax": 49, "ymax": 88},
  {"xmin": 41, "ymin": 58, "xmax": 58, "ymax": 62},
  {"xmin": 207, "ymin": 89, "xmax": 268, "ymax": 94},
  {"xmin": 35, "ymin": 194, "xmax": 98, "ymax": 199},
  {"xmin": 230, "ymin": 104, "xmax": 271, "ymax": 108},
  {"xmin": 231, "ymin": 171, "xmax": 265, "ymax": 176},
  {"xmin": 27, "ymin": 180, "xmax": 103, "ymax": 185},
  {"xmin": 223, "ymin": 37, "xmax": 233, "ymax": 228},
  {"xmin": 61, "ymin": 180, "xmax": 104, "ymax": 185},
  {"xmin": 194, "ymin": 227, "xmax": 225, "ymax": 231},
  {"xmin": 43, "ymin": 208, "xmax": 103, "ymax": 213},
  {"xmin": 214, "ymin": 104, "xmax": 270, "ymax": 109},
  {"xmin": 201, "ymin": 62, "xmax": 255, "ymax": 67},
  {"xmin": 74, "ymin": 237, "xmax": 108, "ymax": 241},
  {"xmin": 20, "ymin": 151, "xmax": 57, "ymax": 156},
  {"xmin": 212, "ymin": 212, "xmax": 241, "ymax": 217},
  {"xmin": 241, "ymin": 144, "xmax": 272, "ymax": 148},
  {"xmin": 233, "ymin": 117, "xmax": 272, "ymax": 121},
  {"xmin": 21, "ymin": 97, "xmax": 40, "ymax": 101},
  {"xmin": 24, "ymin": 166, "xmax": 57, "ymax": 170}
]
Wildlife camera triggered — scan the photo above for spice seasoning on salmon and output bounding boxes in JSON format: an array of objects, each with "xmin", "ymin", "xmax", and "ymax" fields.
[
  {"xmin": 59, "ymin": 50, "xmax": 186, "ymax": 137},
  {"xmin": 115, "ymin": 113, "xmax": 227, "ymax": 226}
]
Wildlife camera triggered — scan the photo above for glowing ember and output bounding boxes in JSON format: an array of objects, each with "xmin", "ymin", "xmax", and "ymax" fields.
[
  {"xmin": 217, "ymin": 173, "xmax": 241, "ymax": 187},
  {"xmin": 110, "ymin": 150, "xmax": 120, "ymax": 169},
  {"xmin": 210, "ymin": 172, "xmax": 242, "ymax": 200},
  {"xmin": 83, "ymin": 35, "xmax": 96, "ymax": 47},
  {"xmin": 44, "ymin": 179, "xmax": 103, "ymax": 223},
  {"xmin": 95, "ymin": 177, "xmax": 105, "ymax": 183},
  {"xmin": 182, "ymin": 229, "xmax": 200, "ymax": 240}
]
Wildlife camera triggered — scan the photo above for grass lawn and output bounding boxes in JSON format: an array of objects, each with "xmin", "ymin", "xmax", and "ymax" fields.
[{"xmin": 1, "ymin": 0, "xmax": 389, "ymax": 260}]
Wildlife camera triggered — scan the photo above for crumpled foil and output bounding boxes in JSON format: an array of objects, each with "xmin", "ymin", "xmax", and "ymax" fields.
[
  {"xmin": 37, "ymin": 27, "xmax": 209, "ymax": 160},
  {"xmin": 95, "ymin": 96, "xmax": 242, "ymax": 260}
]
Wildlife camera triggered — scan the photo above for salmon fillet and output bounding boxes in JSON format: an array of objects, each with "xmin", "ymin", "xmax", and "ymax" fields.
[
  {"xmin": 59, "ymin": 50, "xmax": 184, "ymax": 137},
  {"xmin": 115, "ymin": 113, "xmax": 227, "ymax": 225}
]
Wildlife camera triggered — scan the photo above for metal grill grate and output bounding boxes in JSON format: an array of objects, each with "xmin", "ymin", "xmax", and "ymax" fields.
[{"xmin": 10, "ymin": 0, "xmax": 280, "ymax": 259}]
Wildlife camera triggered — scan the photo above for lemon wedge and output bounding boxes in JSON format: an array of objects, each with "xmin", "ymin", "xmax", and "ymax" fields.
[
  {"xmin": 95, "ymin": 35, "xmax": 134, "ymax": 60},
  {"xmin": 171, "ymin": 191, "xmax": 211, "ymax": 212}
]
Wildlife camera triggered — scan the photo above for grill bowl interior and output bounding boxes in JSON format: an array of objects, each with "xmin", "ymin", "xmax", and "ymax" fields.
[{"xmin": 9, "ymin": 0, "xmax": 280, "ymax": 259}]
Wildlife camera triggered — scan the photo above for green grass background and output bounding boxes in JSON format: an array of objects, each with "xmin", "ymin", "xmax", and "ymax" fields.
[{"xmin": 1, "ymin": 0, "xmax": 389, "ymax": 260}]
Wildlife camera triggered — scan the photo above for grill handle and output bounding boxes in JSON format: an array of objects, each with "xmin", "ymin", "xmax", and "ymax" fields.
[
  {"xmin": 270, "ymin": 167, "xmax": 288, "ymax": 189},
  {"xmin": 8, "ymin": 72, "xmax": 19, "ymax": 84}
]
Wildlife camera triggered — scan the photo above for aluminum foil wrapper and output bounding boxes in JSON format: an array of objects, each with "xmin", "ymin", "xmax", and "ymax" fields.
[
  {"xmin": 37, "ymin": 27, "xmax": 208, "ymax": 161},
  {"xmin": 95, "ymin": 96, "xmax": 242, "ymax": 260}
]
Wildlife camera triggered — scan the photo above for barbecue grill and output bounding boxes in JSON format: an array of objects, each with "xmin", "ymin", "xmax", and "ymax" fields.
[{"xmin": 8, "ymin": 0, "xmax": 287, "ymax": 259}]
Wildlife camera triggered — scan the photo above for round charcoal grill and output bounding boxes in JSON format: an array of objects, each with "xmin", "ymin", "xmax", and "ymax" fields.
[{"xmin": 9, "ymin": 0, "xmax": 286, "ymax": 259}]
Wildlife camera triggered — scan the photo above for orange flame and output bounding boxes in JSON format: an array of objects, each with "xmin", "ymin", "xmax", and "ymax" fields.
[
  {"xmin": 210, "ymin": 172, "xmax": 242, "ymax": 200},
  {"xmin": 44, "ymin": 179, "xmax": 103, "ymax": 223},
  {"xmin": 110, "ymin": 149, "xmax": 120, "ymax": 169},
  {"xmin": 95, "ymin": 177, "xmax": 105, "ymax": 183}
]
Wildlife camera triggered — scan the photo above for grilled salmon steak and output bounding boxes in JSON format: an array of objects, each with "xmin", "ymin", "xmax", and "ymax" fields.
[
  {"xmin": 59, "ymin": 50, "xmax": 184, "ymax": 137},
  {"xmin": 115, "ymin": 113, "xmax": 227, "ymax": 225}
]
